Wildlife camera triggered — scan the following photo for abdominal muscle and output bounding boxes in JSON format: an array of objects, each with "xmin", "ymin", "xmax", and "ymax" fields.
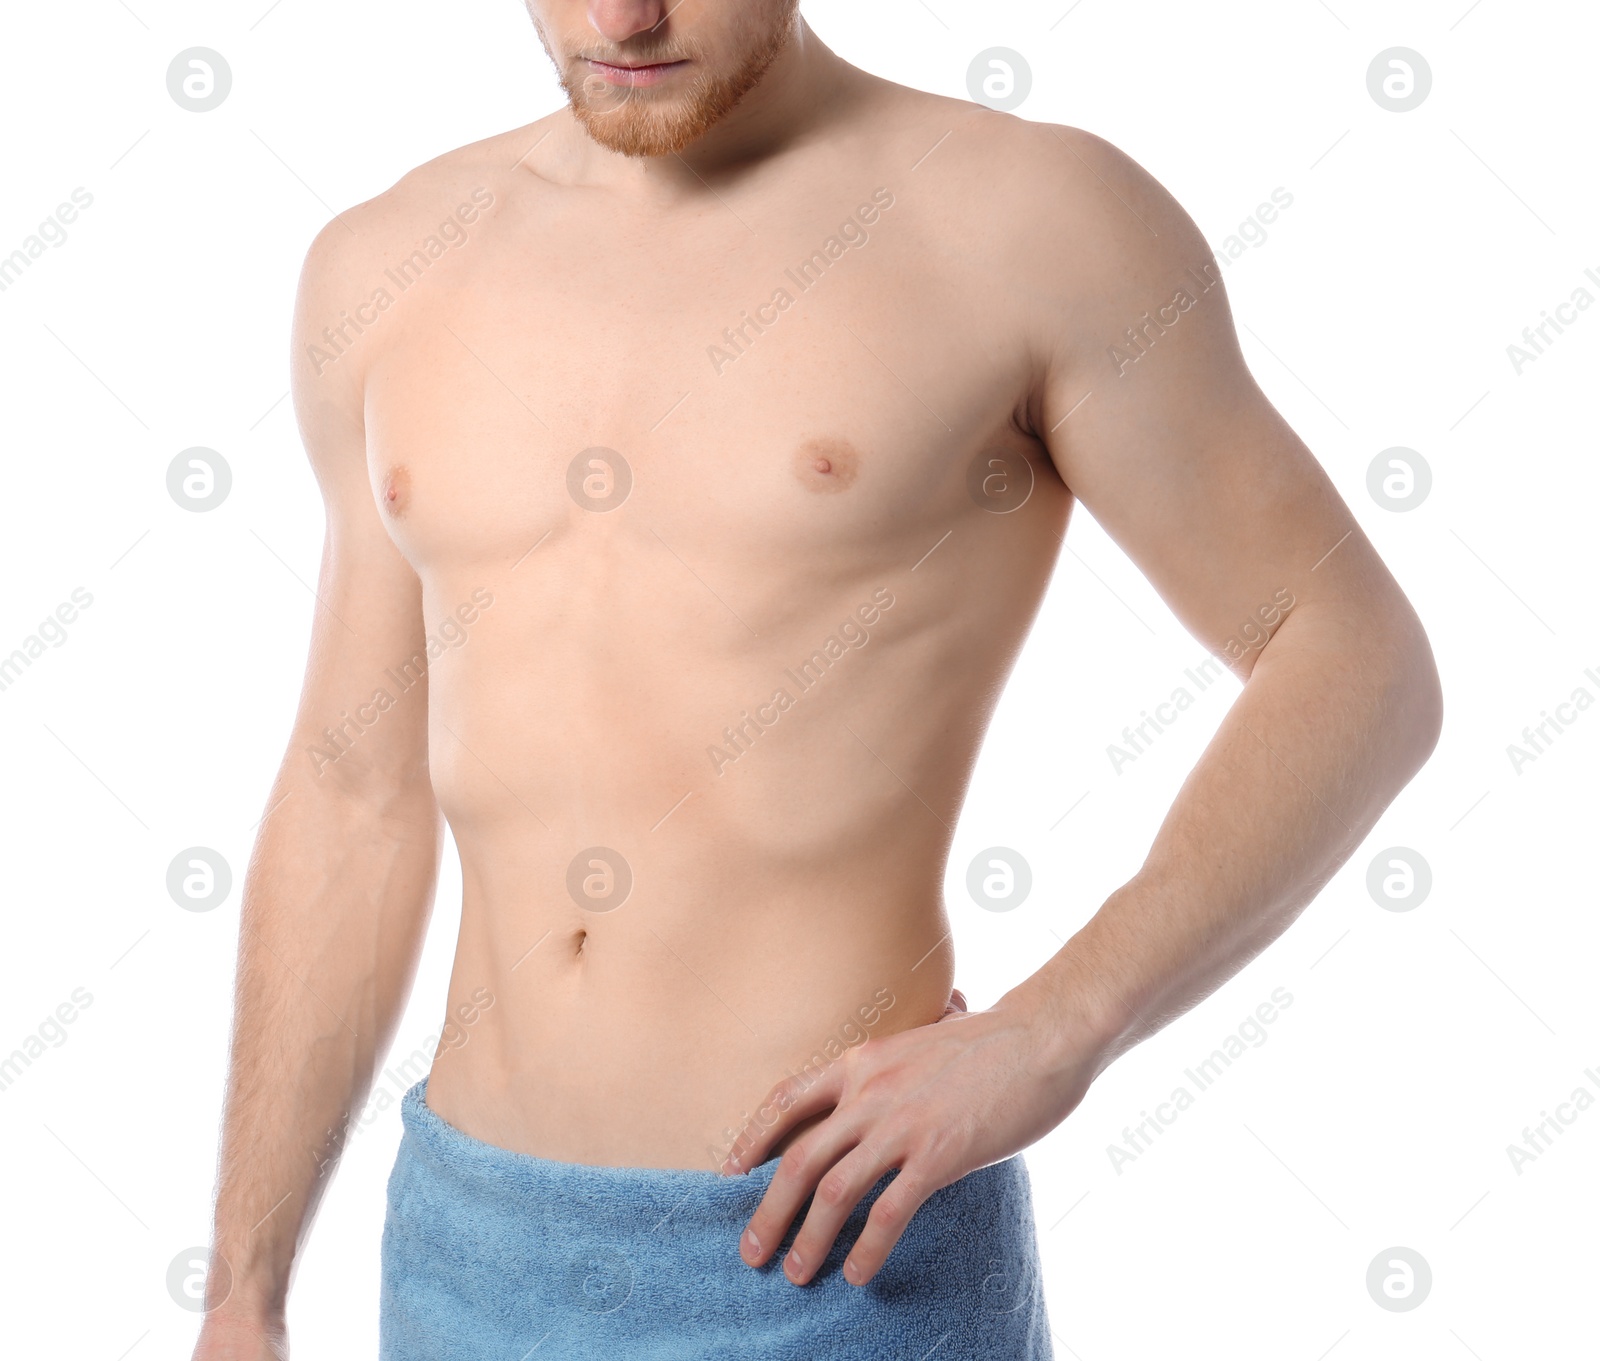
[
  {"xmin": 414, "ymin": 605, "xmax": 970, "ymax": 1171},
  {"xmin": 420, "ymin": 826, "xmax": 958, "ymax": 1171}
]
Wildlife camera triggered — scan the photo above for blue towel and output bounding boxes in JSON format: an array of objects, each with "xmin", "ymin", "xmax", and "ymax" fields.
[{"xmin": 381, "ymin": 1076, "xmax": 1052, "ymax": 1359}]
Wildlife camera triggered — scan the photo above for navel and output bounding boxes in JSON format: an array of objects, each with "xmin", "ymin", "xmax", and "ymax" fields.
[
  {"xmin": 381, "ymin": 465, "xmax": 411, "ymax": 517},
  {"xmin": 793, "ymin": 437, "xmax": 860, "ymax": 493}
]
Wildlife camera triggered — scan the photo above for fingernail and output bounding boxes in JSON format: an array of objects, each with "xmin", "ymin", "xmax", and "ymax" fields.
[
  {"xmin": 843, "ymin": 1259, "xmax": 860, "ymax": 1285},
  {"xmin": 742, "ymin": 1229, "xmax": 760, "ymax": 1259},
  {"xmin": 785, "ymin": 1251, "xmax": 804, "ymax": 1281}
]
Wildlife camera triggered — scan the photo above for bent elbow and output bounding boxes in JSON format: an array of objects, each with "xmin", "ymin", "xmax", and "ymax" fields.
[{"xmin": 1383, "ymin": 621, "xmax": 1444, "ymax": 774}]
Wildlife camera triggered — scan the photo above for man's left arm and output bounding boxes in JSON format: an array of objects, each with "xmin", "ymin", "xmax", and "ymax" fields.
[{"xmin": 724, "ymin": 126, "xmax": 1443, "ymax": 1287}]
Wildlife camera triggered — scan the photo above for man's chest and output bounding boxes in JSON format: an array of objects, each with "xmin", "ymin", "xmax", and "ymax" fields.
[{"xmin": 356, "ymin": 178, "xmax": 1042, "ymax": 578}]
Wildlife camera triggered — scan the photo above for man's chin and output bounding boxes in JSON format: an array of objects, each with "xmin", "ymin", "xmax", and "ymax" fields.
[
  {"xmin": 557, "ymin": 11, "xmax": 796, "ymax": 161},
  {"xmin": 570, "ymin": 101, "xmax": 705, "ymax": 159}
]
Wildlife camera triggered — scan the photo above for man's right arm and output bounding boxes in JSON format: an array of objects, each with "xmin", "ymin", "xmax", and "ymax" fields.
[{"xmin": 192, "ymin": 216, "xmax": 442, "ymax": 1359}]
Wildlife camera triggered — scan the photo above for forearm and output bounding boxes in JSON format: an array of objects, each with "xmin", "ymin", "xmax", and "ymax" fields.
[
  {"xmin": 206, "ymin": 763, "xmax": 440, "ymax": 1322},
  {"xmin": 1010, "ymin": 593, "xmax": 1442, "ymax": 1077}
]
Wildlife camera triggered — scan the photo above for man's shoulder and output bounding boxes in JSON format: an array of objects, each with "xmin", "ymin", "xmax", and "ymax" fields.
[
  {"xmin": 378, "ymin": 118, "xmax": 552, "ymax": 210},
  {"xmin": 297, "ymin": 119, "xmax": 551, "ymax": 283},
  {"xmin": 907, "ymin": 103, "xmax": 1213, "ymax": 311},
  {"xmin": 855, "ymin": 85, "xmax": 1178, "ymax": 250},
  {"xmin": 867, "ymin": 86, "xmax": 1132, "ymax": 205}
]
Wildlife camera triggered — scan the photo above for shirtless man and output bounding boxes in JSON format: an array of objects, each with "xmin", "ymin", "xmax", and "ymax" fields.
[{"xmin": 192, "ymin": 2, "xmax": 1443, "ymax": 1357}]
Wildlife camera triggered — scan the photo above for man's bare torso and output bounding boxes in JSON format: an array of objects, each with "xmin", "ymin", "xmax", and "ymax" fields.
[{"xmin": 327, "ymin": 80, "xmax": 1076, "ymax": 1169}]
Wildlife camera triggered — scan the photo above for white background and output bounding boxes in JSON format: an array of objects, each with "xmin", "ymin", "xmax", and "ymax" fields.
[{"xmin": 1, "ymin": 1, "xmax": 1595, "ymax": 1358}]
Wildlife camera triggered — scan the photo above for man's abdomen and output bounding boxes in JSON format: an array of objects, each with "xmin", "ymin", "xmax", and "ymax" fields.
[
  {"xmin": 421, "ymin": 811, "xmax": 958, "ymax": 1170},
  {"xmin": 409, "ymin": 456, "xmax": 1065, "ymax": 1169}
]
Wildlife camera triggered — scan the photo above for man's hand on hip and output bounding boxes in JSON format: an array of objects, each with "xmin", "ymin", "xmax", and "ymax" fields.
[{"xmin": 721, "ymin": 988, "xmax": 1094, "ymax": 1287}]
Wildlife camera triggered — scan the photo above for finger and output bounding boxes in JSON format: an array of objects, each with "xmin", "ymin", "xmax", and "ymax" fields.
[
  {"xmin": 782, "ymin": 1139, "xmax": 899, "ymax": 1286},
  {"xmin": 722, "ymin": 1067, "xmax": 840, "ymax": 1174},
  {"xmin": 738, "ymin": 1115, "xmax": 861, "ymax": 1269},
  {"xmin": 841, "ymin": 1160, "xmax": 941, "ymax": 1288}
]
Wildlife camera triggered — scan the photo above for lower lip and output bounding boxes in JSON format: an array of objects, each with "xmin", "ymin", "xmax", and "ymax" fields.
[{"xmin": 586, "ymin": 59, "xmax": 688, "ymax": 88}]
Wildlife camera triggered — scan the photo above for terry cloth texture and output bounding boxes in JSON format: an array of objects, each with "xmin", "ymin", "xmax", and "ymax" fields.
[{"xmin": 381, "ymin": 1076, "xmax": 1052, "ymax": 1360}]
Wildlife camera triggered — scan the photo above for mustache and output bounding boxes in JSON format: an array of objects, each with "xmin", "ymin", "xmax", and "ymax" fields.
[{"xmin": 575, "ymin": 40, "xmax": 693, "ymax": 66}]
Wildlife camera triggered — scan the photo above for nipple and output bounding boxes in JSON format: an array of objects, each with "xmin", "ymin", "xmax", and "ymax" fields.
[
  {"xmin": 793, "ymin": 438, "xmax": 860, "ymax": 493},
  {"xmin": 381, "ymin": 466, "xmax": 411, "ymax": 517}
]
